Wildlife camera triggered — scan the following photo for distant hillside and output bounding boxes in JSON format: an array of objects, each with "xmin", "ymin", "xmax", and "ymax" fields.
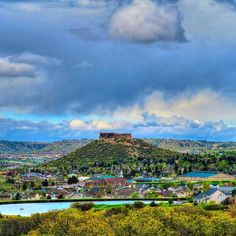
[
  {"xmin": 1, "ymin": 138, "xmax": 236, "ymax": 155},
  {"xmin": 145, "ymin": 139, "xmax": 236, "ymax": 153},
  {"xmin": 0, "ymin": 139, "xmax": 92, "ymax": 154},
  {"xmin": 0, "ymin": 140, "xmax": 48, "ymax": 154},
  {"xmin": 40, "ymin": 139, "xmax": 92, "ymax": 154}
]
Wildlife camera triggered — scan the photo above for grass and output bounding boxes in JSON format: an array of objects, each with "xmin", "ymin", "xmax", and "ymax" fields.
[{"xmin": 93, "ymin": 204, "xmax": 125, "ymax": 211}]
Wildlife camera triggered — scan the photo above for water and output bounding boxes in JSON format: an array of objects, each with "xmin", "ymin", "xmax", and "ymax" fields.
[{"xmin": 0, "ymin": 200, "xmax": 157, "ymax": 216}]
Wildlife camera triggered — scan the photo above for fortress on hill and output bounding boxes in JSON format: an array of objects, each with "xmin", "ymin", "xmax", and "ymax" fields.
[{"xmin": 99, "ymin": 132, "xmax": 132, "ymax": 140}]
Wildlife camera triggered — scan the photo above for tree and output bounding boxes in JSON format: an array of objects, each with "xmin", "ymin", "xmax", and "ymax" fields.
[
  {"xmin": 22, "ymin": 182, "xmax": 27, "ymax": 191},
  {"xmin": 145, "ymin": 191, "xmax": 159, "ymax": 199},
  {"xmin": 30, "ymin": 181, "xmax": 35, "ymax": 188},
  {"xmin": 57, "ymin": 194, "xmax": 64, "ymax": 199},
  {"xmin": 131, "ymin": 192, "xmax": 140, "ymax": 198},
  {"xmin": 42, "ymin": 179, "xmax": 48, "ymax": 187},
  {"xmin": 168, "ymin": 199, "xmax": 174, "ymax": 205},
  {"xmin": 67, "ymin": 176, "xmax": 78, "ymax": 184},
  {"xmin": 12, "ymin": 192, "xmax": 21, "ymax": 200}
]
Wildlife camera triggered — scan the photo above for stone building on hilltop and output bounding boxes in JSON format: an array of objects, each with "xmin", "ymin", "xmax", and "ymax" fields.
[{"xmin": 99, "ymin": 132, "xmax": 132, "ymax": 140}]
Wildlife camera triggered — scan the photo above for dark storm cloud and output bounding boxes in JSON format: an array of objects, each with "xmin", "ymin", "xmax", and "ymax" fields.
[
  {"xmin": 0, "ymin": 117, "xmax": 72, "ymax": 141},
  {"xmin": 0, "ymin": 0, "xmax": 235, "ymax": 117},
  {"xmin": 69, "ymin": 28, "xmax": 106, "ymax": 41},
  {"xmin": 215, "ymin": 0, "xmax": 236, "ymax": 7}
]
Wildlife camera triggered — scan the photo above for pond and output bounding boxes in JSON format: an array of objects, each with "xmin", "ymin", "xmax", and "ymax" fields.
[{"xmin": 0, "ymin": 200, "xmax": 159, "ymax": 216}]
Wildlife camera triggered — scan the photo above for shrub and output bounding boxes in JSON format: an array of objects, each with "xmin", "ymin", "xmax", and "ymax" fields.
[
  {"xmin": 168, "ymin": 199, "xmax": 174, "ymax": 205},
  {"xmin": 203, "ymin": 204, "xmax": 229, "ymax": 211},
  {"xmin": 67, "ymin": 176, "xmax": 78, "ymax": 185},
  {"xmin": 150, "ymin": 201, "xmax": 158, "ymax": 207},
  {"xmin": 133, "ymin": 201, "xmax": 145, "ymax": 209},
  {"xmin": 71, "ymin": 202, "xmax": 95, "ymax": 211},
  {"xmin": 57, "ymin": 194, "xmax": 64, "ymax": 199},
  {"xmin": 105, "ymin": 207, "xmax": 129, "ymax": 217}
]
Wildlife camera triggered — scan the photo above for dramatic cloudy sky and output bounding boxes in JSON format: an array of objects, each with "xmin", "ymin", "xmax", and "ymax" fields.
[{"xmin": 0, "ymin": 0, "xmax": 236, "ymax": 141}]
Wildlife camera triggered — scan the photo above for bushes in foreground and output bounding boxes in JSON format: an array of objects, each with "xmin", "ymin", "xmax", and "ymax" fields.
[{"xmin": 0, "ymin": 204, "xmax": 236, "ymax": 236}]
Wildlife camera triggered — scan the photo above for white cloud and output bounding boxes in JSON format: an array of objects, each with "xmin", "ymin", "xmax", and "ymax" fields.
[
  {"xmin": 12, "ymin": 52, "xmax": 61, "ymax": 66},
  {"xmin": 0, "ymin": 52, "xmax": 60, "ymax": 78},
  {"xmin": 109, "ymin": 0, "xmax": 185, "ymax": 42},
  {"xmin": 75, "ymin": 60, "xmax": 93, "ymax": 68},
  {"xmin": 72, "ymin": 0, "xmax": 110, "ymax": 8},
  {"xmin": 1, "ymin": 113, "xmax": 236, "ymax": 141},
  {"xmin": 133, "ymin": 112, "xmax": 235, "ymax": 140},
  {"xmin": 179, "ymin": 0, "xmax": 236, "ymax": 41},
  {"xmin": 65, "ymin": 113, "xmax": 236, "ymax": 141},
  {"xmin": 0, "ymin": 57, "xmax": 35, "ymax": 77},
  {"xmin": 16, "ymin": 3, "xmax": 42, "ymax": 12},
  {"xmin": 70, "ymin": 119, "xmax": 87, "ymax": 129},
  {"xmin": 0, "ymin": 52, "xmax": 61, "ymax": 113},
  {"xmin": 111, "ymin": 90, "xmax": 236, "ymax": 123},
  {"xmin": 69, "ymin": 119, "xmax": 118, "ymax": 130}
]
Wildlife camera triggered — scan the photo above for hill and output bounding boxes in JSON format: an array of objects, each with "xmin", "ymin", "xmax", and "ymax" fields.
[
  {"xmin": 45, "ymin": 138, "xmax": 236, "ymax": 177},
  {"xmin": 46, "ymin": 138, "xmax": 180, "ymax": 177}
]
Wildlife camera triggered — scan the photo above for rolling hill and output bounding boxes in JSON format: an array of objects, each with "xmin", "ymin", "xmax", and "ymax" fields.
[
  {"xmin": 145, "ymin": 139, "xmax": 236, "ymax": 153},
  {"xmin": 0, "ymin": 139, "xmax": 92, "ymax": 154},
  {"xmin": 1, "ymin": 138, "xmax": 236, "ymax": 155}
]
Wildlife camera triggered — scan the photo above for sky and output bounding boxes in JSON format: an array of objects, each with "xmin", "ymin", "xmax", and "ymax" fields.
[{"xmin": 1, "ymin": 0, "xmax": 236, "ymax": 141}]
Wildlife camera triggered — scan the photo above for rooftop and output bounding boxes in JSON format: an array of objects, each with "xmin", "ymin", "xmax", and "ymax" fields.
[
  {"xmin": 136, "ymin": 177, "xmax": 160, "ymax": 182},
  {"xmin": 194, "ymin": 188, "xmax": 219, "ymax": 200},
  {"xmin": 88, "ymin": 175, "xmax": 118, "ymax": 180}
]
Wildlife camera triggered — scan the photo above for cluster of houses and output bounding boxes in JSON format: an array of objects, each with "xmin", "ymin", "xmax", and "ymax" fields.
[
  {"xmin": 0, "ymin": 171, "xmax": 235, "ymax": 205},
  {"xmin": 6, "ymin": 174, "xmax": 192, "ymax": 200}
]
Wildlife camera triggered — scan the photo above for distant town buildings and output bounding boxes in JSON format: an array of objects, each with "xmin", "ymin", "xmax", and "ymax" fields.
[{"xmin": 85, "ymin": 175, "xmax": 127, "ymax": 187}]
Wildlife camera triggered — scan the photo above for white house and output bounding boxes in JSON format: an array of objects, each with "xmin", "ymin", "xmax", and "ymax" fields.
[{"xmin": 194, "ymin": 188, "xmax": 228, "ymax": 204}]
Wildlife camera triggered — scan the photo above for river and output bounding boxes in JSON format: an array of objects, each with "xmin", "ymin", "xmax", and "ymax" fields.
[{"xmin": 0, "ymin": 200, "xmax": 161, "ymax": 216}]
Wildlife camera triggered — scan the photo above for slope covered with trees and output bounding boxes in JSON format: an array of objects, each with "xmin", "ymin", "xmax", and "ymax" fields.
[
  {"xmin": 46, "ymin": 138, "xmax": 177, "ymax": 177},
  {"xmin": 45, "ymin": 139, "xmax": 236, "ymax": 178}
]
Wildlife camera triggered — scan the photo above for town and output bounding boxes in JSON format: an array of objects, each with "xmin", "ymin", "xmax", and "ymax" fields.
[
  {"xmin": 0, "ymin": 133, "xmax": 235, "ymax": 206},
  {"xmin": 0, "ymin": 169, "xmax": 236, "ymax": 205}
]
